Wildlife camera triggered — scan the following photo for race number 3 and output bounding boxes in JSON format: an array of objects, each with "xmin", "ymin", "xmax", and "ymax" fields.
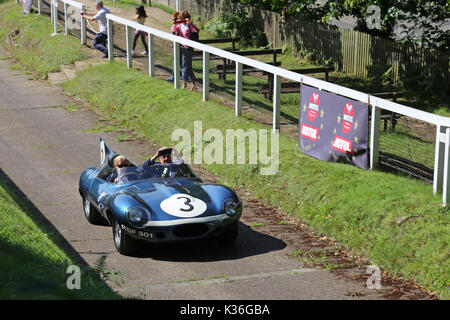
[{"xmin": 160, "ymin": 194, "xmax": 207, "ymax": 218}]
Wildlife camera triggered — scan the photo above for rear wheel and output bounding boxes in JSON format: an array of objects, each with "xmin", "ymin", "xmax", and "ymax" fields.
[
  {"xmin": 82, "ymin": 195, "xmax": 104, "ymax": 225},
  {"xmin": 112, "ymin": 219, "xmax": 135, "ymax": 256},
  {"xmin": 218, "ymin": 221, "xmax": 239, "ymax": 245}
]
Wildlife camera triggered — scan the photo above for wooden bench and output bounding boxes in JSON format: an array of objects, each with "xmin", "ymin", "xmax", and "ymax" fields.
[
  {"xmin": 258, "ymin": 66, "xmax": 335, "ymax": 100},
  {"xmin": 215, "ymin": 48, "xmax": 283, "ymax": 80},
  {"xmin": 370, "ymin": 92, "xmax": 404, "ymax": 131},
  {"xmin": 192, "ymin": 37, "xmax": 241, "ymax": 61}
]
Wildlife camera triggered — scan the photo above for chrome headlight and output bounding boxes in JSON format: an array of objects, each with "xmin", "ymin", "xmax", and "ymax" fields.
[
  {"xmin": 126, "ymin": 207, "xmax": 149, "ymax": 227},
  {"xmin": 223, "ymin": 199, "xmax": 242, "ymax": 216}
]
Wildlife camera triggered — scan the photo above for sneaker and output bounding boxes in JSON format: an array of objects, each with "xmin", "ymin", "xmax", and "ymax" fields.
[
  {"xmin": 102, "ymin": 53, "xmax": 108, "ymax": 58},
  {"xmin": 166, "ymin": 76, "xmax": 174, "ymax": 82},
  {"xmin": 131, "ymin": 50, "xmax": 135, "ymax": 55},
  {"xmin": 141, "ymin": 51, "xmax": 148, "ymax": 56}
]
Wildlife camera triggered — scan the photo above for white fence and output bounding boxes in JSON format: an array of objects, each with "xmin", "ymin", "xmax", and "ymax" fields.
[{"xmin": 28, "ymin": 0, "xmax": 450, "ymax": 206}]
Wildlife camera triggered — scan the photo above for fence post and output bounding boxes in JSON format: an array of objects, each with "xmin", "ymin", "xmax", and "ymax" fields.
[
  {"xmin": 173, "ymin": 42, "xmax": 180, "ymax": 89},
  {"xmin": 442, "ymin": 128, "xmax": 450, "ymax": 206},
  {"xmin": 433, "ymin": 125, "xmax": 446, "ymax": 195},
  {"xmin": 64, "ymin": 2, "xmax": 68, "ymax": 35},
  {"xmin": 272, "ymin": 74, "xmax": 281, "ymax": 132},
  {"xmin": 148, "ymin": 33, "xmax": 154, "ymax": 77},
  {"xmin": 107, "ymin": 18, "xmax": 114, "ymax": 61},
  {"xmin": 80, "ymin": 5, "xmax": 86, "ymax": 45},
  {"xmin": 203, "ymin": 51, "xmax": 210, "ymax": 101},
  {"xmin": 235, "ymin": 62, "xmax": 243, "ymax": 116},
  {"xmin": 53, "ymin": 0, "xmax": 58, "ymax": 34},
  {"xmin": 370, "ymin": 101, "xmax": 380, "ymax": 169},
  {"xmin": 38, "ymin": 0, "xmax": 41, "ymax": 15},
  {"xmin": 126, "ymin": 25, "xmax": 132, "ymax": 69}
]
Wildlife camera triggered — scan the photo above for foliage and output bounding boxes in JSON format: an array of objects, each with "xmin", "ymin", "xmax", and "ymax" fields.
[
  {"xmin": 229, "ymin": 0, "xmax": 450, "ymax": 51},
  {"xmin": 204, "ymin": 6, "xmax": 268, "ymax": 47}
]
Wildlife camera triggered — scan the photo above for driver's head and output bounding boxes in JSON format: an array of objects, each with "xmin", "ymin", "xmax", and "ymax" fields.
[
  {"xmin": 113, "ymin": 155, "xmax": 128, "ymax": 168},
  {"xmin": 158, "ymin": 148, "xmax": 173, "ymax": 164}
]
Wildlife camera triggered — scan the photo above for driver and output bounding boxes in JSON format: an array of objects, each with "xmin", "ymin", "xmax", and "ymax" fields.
[
  {"xmin": 107, "ymin": 155, "xmax": 130, "ymax": 183},
  {"xmin": 143, "ymin": 147, "xmax": 173, "ymax": 166}
]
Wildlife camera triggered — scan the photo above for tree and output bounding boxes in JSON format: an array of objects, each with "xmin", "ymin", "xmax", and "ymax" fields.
[{"xmin": 230, "ymin": 0, "xmax": 450, "ymax": 50}]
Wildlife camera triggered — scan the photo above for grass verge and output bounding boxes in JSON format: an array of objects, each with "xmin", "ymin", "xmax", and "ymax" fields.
[
  {"xmin": 0, "ymin": 1, "xmax": 85, "ymax": 75},
  {"xmin": 60, "ymin": 62, "xmax": 449, "ymax": 299},
  {"xmin": 0, "ymin": 170, "xmax": 121, "ymax": 299}
]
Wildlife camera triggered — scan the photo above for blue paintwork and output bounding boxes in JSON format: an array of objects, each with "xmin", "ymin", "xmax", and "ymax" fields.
[{"xmin": 79, "ymin": 138, "xmax": 242, "ymax": 243}]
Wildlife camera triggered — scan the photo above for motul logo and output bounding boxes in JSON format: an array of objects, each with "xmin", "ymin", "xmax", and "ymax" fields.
[
  {"xmin": 332, "ymin": 136, "xmax": 353, "ymax": 154},
  {"xmin": 301, "ymin": 124, "xmax": 319, "ymax": 141}
]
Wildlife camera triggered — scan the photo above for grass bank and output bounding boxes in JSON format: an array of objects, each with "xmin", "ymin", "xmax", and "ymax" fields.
[
  {"xmin": 61, "ymin": 62, "xmax": 449, "ymax": 298},
  {"xmin": 1, "ymin": 1, "xmax": 448, "ymax": 298},
  {"xmin": 0, "ymin": 1, "xmax": 85, "ymax": 75},
  {"xmin": 0, "ymin": 170, "xmax": 121, "ymax": 299}
]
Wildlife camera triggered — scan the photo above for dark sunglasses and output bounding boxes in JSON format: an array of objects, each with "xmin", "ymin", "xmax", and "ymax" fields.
[{"xmin": 117, "ymin": 164, "xmax": 126, "ymax": 168}]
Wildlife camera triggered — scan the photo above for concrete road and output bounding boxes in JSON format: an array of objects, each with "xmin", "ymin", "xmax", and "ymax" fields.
[{"xmin": 0, "ymin": 46, "xmax": 428, "ymax": 300}]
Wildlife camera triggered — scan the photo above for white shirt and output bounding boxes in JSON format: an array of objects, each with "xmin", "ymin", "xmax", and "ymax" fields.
[{"xmin": 93, "ymin": 7, "xmax": 110, "ymax": 34}]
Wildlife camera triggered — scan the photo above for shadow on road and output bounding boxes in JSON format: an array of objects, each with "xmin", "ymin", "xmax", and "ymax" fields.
[{"xmin": 129, "ymin": 222, "xmax": 287, "ymax": 262}]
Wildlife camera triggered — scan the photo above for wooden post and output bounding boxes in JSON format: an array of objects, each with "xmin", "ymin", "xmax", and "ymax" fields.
[
  {"xmin": 203, "ymin": 51, "xmax": 210, "ymax": 101},
  {"xmin": 64, "ymin": 3, "xmax": 68, "ymax": 35},
  {"xmin": 126, "ymin": 25, "xmax": 132, "ymax": 68},
  {"xmin": 173, "ymin": 42, "xmax": 180, "ymax": 89},
  {"xmin": 442, "ymin": 128, "xmax": 450, "ymax": 205},
  {"xmin": 107, "ymin": 19, "xmax": 114, "ymax": 61},
  {"xmin": 273, "ymin": 74, "xmax": 281, "ymax": 132},
  {"xmin": 148, "ymin": 33, "xmax": 154, "ymax": 76},
  {"xmin": 370, "ymin": 103, "xmax": 380, "ymax": 169},
  {"xmin": 434, "ymin": 125, "xmax": 446, "ymax": 195},
  {"xmin": 80, "ymin": 5, "xmax": 86, "ymax": 45},
  {"xmin": 235, "ymin": 62, "xmax": 242, "ymax": 116}
]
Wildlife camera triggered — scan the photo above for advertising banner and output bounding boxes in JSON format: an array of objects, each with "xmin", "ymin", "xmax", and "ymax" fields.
[{"xmin": 298, "ymin": 84, "xmax": 369, "ymax": 169}]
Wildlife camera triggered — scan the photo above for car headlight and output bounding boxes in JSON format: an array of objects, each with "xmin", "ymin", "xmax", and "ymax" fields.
[
  {"xmin": 126, "ymin": 207, "xmax": 149, "ymax": 227},
  {"xmin": 223, "ymin": 199, "xmax": 242, "ymax": 216}
]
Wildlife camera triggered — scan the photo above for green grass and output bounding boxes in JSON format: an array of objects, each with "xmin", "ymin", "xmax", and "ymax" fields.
[
  {"xmin": 0, "ymin": 173, "xmax": 121, "ymax": 299},
  {"xmin": 0, "ymin": 1, "xmax": 85, "ymax": 75},
  {"xmin": 60, "ymin": 62, "xmax": 449, "ymax": 298}
]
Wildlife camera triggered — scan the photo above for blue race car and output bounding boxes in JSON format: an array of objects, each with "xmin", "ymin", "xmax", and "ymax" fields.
[{"xmin": 79, "ymin": 138, "xmax": 242, "ymax": 255}]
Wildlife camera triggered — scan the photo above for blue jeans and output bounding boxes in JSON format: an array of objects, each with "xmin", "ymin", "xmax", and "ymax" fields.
[
  {"xmin": 93, "ymin": 33, "xmax": 108, "ymax": 55},
  {"xmin": 181, "ymin": 46, "xmax": 194, "ymax": 82}
]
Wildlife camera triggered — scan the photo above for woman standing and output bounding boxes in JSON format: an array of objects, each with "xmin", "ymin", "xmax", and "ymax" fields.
[
  {"xmin": 176, "ymin": 11, "xmax": 199, "ymax": 91},
  {"xmin": 132, "ymin": 5, "xmax": 148, "ymax": 56}
]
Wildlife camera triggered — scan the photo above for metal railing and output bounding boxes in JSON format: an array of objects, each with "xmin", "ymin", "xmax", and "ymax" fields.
[{"xmin": 32, "ymin": 0, "xmax": 450, "ymax": 205}]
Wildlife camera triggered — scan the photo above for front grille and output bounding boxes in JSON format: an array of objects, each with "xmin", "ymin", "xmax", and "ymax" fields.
[{"xmin": 173, "ymin": 224, "xmax": 209, "ymax": 238}]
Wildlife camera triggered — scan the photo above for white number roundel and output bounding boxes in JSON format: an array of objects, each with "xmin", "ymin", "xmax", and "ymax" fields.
[{"xmin": 160, "ymin": 194, "xmax": 207, "ymax": 218}]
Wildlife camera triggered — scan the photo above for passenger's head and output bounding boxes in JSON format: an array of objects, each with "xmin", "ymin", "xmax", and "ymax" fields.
[
  {"xmin": 95, "ymin": 0, "xmax": 103, "ymax": 10},
  {"xmin": 159, "ymin": 148, "xmax": 173, "ymax": 164},
  {"xmin": 113, "ymin": 155, "xmax": 128, "ymax": 169}
]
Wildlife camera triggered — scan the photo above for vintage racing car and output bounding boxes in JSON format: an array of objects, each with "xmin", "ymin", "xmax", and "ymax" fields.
[{"xmin": 79, "ymin": 138, "xmax": 242, "ymax": 255}]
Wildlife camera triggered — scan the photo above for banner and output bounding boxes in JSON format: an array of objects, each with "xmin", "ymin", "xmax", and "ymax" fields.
[{"xmin": 298, "ymin": 85, "xmax": 369, "ymax": 169}]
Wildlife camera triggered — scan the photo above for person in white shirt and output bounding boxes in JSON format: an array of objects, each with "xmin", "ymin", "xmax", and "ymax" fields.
[{"xmin": 81, "ymin": 1, "xmax": 110, "ymax": 58}]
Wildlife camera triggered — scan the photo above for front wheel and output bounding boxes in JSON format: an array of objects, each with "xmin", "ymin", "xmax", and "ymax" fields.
[
  {"xmin": 82, "ymin": 195, "xmax": 104, "ymax": 225},
  {"xmin": 112, "ymin": 219, "xmax": 135, "ymax": 256},
  {"xmin": 218, "ymin": 221, "xmax": 239, "ymax": 245}
]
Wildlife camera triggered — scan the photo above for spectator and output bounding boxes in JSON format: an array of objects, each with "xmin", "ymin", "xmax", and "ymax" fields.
[
  {"xmin": 81, "ymin": 1, "xmax": 110, "ymax": 58},
  {"xmin": 132, "ymin": 5, "xmax": 149, "ymax": 56},
  {"xmin": 176, "ymin": 11, "xmax": 199, "ymax": 91}
]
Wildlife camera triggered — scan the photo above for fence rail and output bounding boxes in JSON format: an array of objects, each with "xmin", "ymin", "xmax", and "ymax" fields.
[{"xmin": 28, "ymin": 0, "xmax": 450, "ymax": 206}]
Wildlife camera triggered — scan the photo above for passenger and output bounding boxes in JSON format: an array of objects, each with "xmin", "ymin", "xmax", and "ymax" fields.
[
  {"xmin": 144, "ymin": 147, "xmax": 173, "ymax": 166},
  {"xmin": 132, "ymin": 5, "xmax": 148, "ymax": 56},
  {"xmin": 175, "ymin": 11, "xmax": 199, "ymax": 91},
  {"xmin": 107, "ymin": 155, "xmax": 129, "ymax": 183}
]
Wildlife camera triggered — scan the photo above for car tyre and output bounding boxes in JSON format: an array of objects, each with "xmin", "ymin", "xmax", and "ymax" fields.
[
  {"xmin": 82, "ymin": 195, "xmax": 105, "ymax": 225},
  {"xmin": 218, "ymin": 221, "xmax": 239, "ymax": 245},
  {"xmin": 112, "ymin": 218, "xmax": 135, "ymax": 256}
]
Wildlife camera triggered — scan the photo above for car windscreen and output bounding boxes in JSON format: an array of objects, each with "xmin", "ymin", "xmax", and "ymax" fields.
[{"xmin": 116, "ymin": 164, "xmax": 196, "ymax": 184}]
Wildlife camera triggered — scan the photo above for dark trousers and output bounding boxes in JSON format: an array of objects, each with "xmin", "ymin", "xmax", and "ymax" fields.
[
  {"xmin": 93, "ymin": 33, "xmax": 108, "ymax": 55},
  {"xmin": 181, "ymin": 46, "xmax": 194, "ymax": 82},
  {"xmin": 132, "ymin": 33, "xmax": 148, "ymax": 52}
]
